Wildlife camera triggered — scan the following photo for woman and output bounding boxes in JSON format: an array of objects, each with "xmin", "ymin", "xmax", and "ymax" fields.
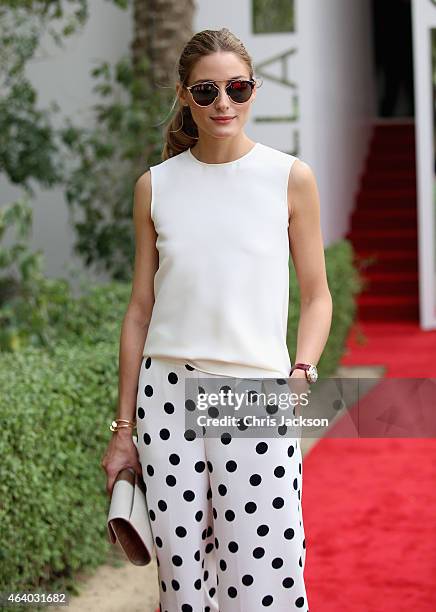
[{"xmin": 101, "ymin": 27, "xmax": 332, "ymax": 612}]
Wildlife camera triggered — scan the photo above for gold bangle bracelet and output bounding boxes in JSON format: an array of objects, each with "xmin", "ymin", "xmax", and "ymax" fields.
[{"xmin": 110, "ymin": 420, "xmax": 136, "ymax": 432}]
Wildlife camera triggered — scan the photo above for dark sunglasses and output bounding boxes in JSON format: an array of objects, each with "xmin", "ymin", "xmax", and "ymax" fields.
[{"xmin": 185, "ymin": 78, "xmax": 257, "ymax": 107}]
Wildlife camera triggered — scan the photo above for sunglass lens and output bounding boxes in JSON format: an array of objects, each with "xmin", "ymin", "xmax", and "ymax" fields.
[
  {"xmin": 191, "ymin": 83, "xmax": 218, "ymax": 106},
  {"xmin": 227, "ymin": 80, "xmax": 254, "ymax": 103}
]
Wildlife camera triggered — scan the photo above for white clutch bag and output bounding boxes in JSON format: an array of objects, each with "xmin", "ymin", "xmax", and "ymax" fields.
[{"xmin": 107, "ymin": 436, "xmax": 155, "ymax": 565}]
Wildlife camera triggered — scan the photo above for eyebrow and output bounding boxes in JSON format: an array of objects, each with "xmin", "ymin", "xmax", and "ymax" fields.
[{"xmin": 191, "ymin": 75, "xmax": 248, "ymax": 85}]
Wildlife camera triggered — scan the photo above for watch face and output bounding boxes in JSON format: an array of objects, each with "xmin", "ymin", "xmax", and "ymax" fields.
[{"xmin": 307, "ymin": 365, "xmax": 318, "ymax": 383}]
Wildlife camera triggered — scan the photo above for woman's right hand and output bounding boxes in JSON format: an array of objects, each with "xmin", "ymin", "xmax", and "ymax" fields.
[{"xmin": 101, "ymin": 428, "xmax": 143, "ymax": 498}]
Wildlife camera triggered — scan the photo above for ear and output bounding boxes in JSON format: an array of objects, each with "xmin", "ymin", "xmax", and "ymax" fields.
[{"xmin": 176, "ymin": 82, "xmax": 187, "ymax": 107}]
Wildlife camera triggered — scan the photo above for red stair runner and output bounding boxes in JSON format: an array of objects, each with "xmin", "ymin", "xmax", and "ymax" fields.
[{"xmin": 346, "ymin": 123, "xmax": 419, "ymax": 321}]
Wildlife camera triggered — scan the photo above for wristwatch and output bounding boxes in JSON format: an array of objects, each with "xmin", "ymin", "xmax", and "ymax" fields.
[{"xmin": 290, "ymin": 362, "xmax": 318, "ymax": 383}]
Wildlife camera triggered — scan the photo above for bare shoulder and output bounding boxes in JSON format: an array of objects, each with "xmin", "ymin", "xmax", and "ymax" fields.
[
  {"xmin": 133, "ymin": 170, "xmax": 152, "ymax": 222},
  {"xmin": 287, "ymin": 159, "xmax": 319, "ymax": 220}
]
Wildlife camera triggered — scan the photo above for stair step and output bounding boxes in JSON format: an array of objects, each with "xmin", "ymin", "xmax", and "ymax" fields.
[
  {"xmin": 347, "ymin": 228, "xmax": 417, "ymax": 249},
  {"xmin": 359, "ymin": 271, "xmax": 418, "ymax": 295},
  {"xmin": 350, "ymin": 208, "xmax": 417, "ymax": 230},
  {"xmin": 366, "ymin": 158, "xmax": 416, "ymax": 171},
  {"xmin": 351, "ymin": 249, "xmax": 418, "ymax": 273},
  {"xmin": 360, "ymin": 173, "xmax": 416, "ymax": 189},
  {"xmin": 356, "ymin": 194, "xmax": 416, "ymax": 209},
  {"xmin": 356, "ymin": 294, "xmax": 419, "ymax": 321}
]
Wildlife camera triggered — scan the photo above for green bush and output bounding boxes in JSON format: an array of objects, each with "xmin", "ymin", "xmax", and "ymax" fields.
[
  {"xmin": 0, "ymin": 341, "xmax": 120, "ymax": 606},
  {"xmin": 287, "ymin": 239, "xmax": 363, "ymax": 376}
]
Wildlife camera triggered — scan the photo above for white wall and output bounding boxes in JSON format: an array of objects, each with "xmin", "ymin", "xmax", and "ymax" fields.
[
  {"xmin": 298, "ymin": 0, "xmax": 376, "ymax": 244},
  {"xmin": 0, "ymin": 0, "xmax": 132, "ymax": 288},
  {"xmin": 411, "ymin": 0, "xmax": 436, "ymax": 329}
]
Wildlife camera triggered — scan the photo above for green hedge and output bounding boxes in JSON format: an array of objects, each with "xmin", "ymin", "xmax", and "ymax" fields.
[
  {"xmin": 287, "ymin": 239, "xmax": 362, "ymax": 376},
  {"xmin": 0, "ymin": 238, "xmax": 362, "ymax": 604},
  {"xmin": 0, "ymin": 342, "xmax": 120, "ymax": 607}
]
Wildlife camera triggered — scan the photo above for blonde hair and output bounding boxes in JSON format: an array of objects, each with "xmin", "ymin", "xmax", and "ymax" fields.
[{"xmin": 162, "ymin": 28, "xmax": 256, "ymax": 161}]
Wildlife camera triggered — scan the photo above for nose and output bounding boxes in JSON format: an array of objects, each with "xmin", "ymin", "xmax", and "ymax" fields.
[{"xmin": 214, "ymin": 84, "xmax": 232, "ymax": 108}]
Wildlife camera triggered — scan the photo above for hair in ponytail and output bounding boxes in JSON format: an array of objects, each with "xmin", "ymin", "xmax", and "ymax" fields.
[{"xmin": 162, "ymin": 28, "xmax": 256, "ymax": 161}]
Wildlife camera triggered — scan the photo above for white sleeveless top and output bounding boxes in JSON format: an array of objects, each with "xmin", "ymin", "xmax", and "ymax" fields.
[{"xmin": 142, "ymin": 141, "xmax": 298, "ymax": 378}]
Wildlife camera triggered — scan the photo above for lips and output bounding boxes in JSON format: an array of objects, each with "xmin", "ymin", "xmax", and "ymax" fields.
[{"xmin": 211, "ymin": 117, "xmax": 235, "ymax": 122}]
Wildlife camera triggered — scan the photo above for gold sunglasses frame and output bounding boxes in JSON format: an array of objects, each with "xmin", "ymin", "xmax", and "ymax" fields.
[{"xmin": 185, "ymin": 78, "xmax": 257, "ymax": 108}]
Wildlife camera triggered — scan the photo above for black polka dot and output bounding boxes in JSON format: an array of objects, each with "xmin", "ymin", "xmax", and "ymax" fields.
[
  {"xmin": 256, "ymin": 442, "xmax": 268, "ymax": 454},
  {"xmin": 183, "ymin": 490, "xmax": 195, "ymax": 502},
  {"xmin": 284, "ymin": 527, "xmax": 295, "ymax": 540},
  {"xmin": 168, "ymin": 372, "xmax": 178, "ymax": 384},
  {"xmin": 282, "ymin": 577, "xmax": 294, "ymax": 588},
  {"xmin": 185, "ymin": 399, "xmax": 196, "ymax": 411},
  {"xmin": 253, "ymin": 547, "xmax": 265, "ymax": 559},
  {"xmin": 295, "ymin": 596, "xmax": 305, "ymax": 608},
  {"xmin": 225, "ymin": 509, "xmax": 235, "ymax": 521},
  {"xmin": 257, "ymin": 524, "xmax": 269, "ymax": 536},
  {"xmin": 245, "ymin": 501, "xmax": 257, "ymax": 514},
  {"xmin": 228, "ymin": 586, "xmax": 237, "ymax": 598},
  {"xmin": 195, "ymin": 510, "xmax": 203, "ymax": 522},
  {"xmin": 293, "ymin": 477, "xmax": 298, "ymax": 490},
  {"xmin": 274, "ymin": 466, "xmax": 285, "ymax": 478},
  {"xmin": 159, "ymin": 428, "xmax": 170, "ymax": 440},
  {"xmin": 172, "ymin": 554, "xmax": 182, "ymax": 566},
  {"xmin": 172, "ymin": 578, "xmax": 180, "ymax": 589},
  {"xmin": 145, "ymin": 357, "xmax": 151, "ymax": 368},
  {"xmin": 262, "ymin": 595, "xmax": 273, "ymax": 606},
  {"xmin": 242, "ymin": 574, "xmax": 254, "ymax": 586},
  {"xmin": 220, "ymin": 559, "xmax": 227, "ymax": 571},
  {"xmin": 144, "ymin": 384, "xmax": 153, "ymax": 397},
  {"xmin": 184, "ymin": 429, "xmax": 196, "ymax": 441},
  {"xmin": 288, "ymin": 444, "xmax": 295, "ymax": 457},
  {"xmin": 208, "ymin": 406, "xmax": 219, "ymax": 418},
  {"xmin": 146, "ymin": 465, "xmax": 154, "ymax": 476},
  {"xmin": 166, "ymin": 475, "xmax": 176, "ymax": 486},
  {"xmin": 272, "ymin": 497, "xmax": 285, "ymax": 509},
  {"xmin": 272, "ymin": 557, "xmax": 283, "ymax": 569},
  {"xmin": 266, "ymin": 403, "xmax": 278, "ymax": 415},
  {"xmin": 175, "ymin": 526, "xmax": 187, "ymax": 537},
  {"xmin": 164, "ymin": 402, "xmax": 175, "ymax": 414},
  {"xmin": 249, "ymin": 474, "xmax": 262, "ymax": 486},
  {"xmin": 143, "ymin": 433, "xmax": 151, "ymax": 445},
  {"xmin": 226, "ymin": 460, "xmax": 237, "ymax": 472},
  {"xmin": 195, "ymin": 461, "xmax": 206, "ymax": 472},
  {"xmin": 185, "ymin": 363, "xmax": 195, "ymax": 371},
  {"xmin": 221, "ymin": 432, "xmax": 232, "ymax": 444},
  {"xmin": 137, "ymin": 407, "xmax": 145, "ymax": 419},
  {"xmin": 169, "ymin": 453, "xmax": 180, "ymax": 465},
  {"xmin": 218, "ymin": 484, "xmax": 227, "ymax": 496},
  {"xmin": 158, "ymin": 499, "xmax": 167, "ymax": 511},
  {"xmin": 228, "ymin": 541, "xmax": 238, "ymax": 553}
]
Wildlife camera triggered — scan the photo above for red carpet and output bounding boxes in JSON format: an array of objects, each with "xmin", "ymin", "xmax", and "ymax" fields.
[
  {"xmin": 345, "ymin": 122, "xmax": 419, "ymax": 322},
  {"xmin": 303, "ymin": 321, "xmax": 436, "ymax": 610},
  {"xmin": 303, "ymin": 119, "xmax": 436, "ymax": 610},
  {"xmin": 303, "ymin": 437, "xmax": 436, "ymax": 611}
]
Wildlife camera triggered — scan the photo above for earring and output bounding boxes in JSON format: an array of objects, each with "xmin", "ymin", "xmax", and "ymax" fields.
[{"xmin": 170, "ymin": 105, "xmax": 199, "ymax": 139}]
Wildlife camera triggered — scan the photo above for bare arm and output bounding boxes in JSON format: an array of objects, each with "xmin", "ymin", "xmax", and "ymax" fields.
[
  {"xmin": 116, "ymin": 170, "xmax": 159, "ymax": 423},
  {"xmin": 101, "ymin": 170, "xmax": 158, "ymax": 496},
  {"xmin": 287, "ymin": 160, "xmax": 333, "ymax": 375}
]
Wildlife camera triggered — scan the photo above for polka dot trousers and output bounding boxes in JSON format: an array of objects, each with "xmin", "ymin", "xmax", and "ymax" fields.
[{"xmin": 136, "ymin": 355, "xmax": 309, "ymax": 612}]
